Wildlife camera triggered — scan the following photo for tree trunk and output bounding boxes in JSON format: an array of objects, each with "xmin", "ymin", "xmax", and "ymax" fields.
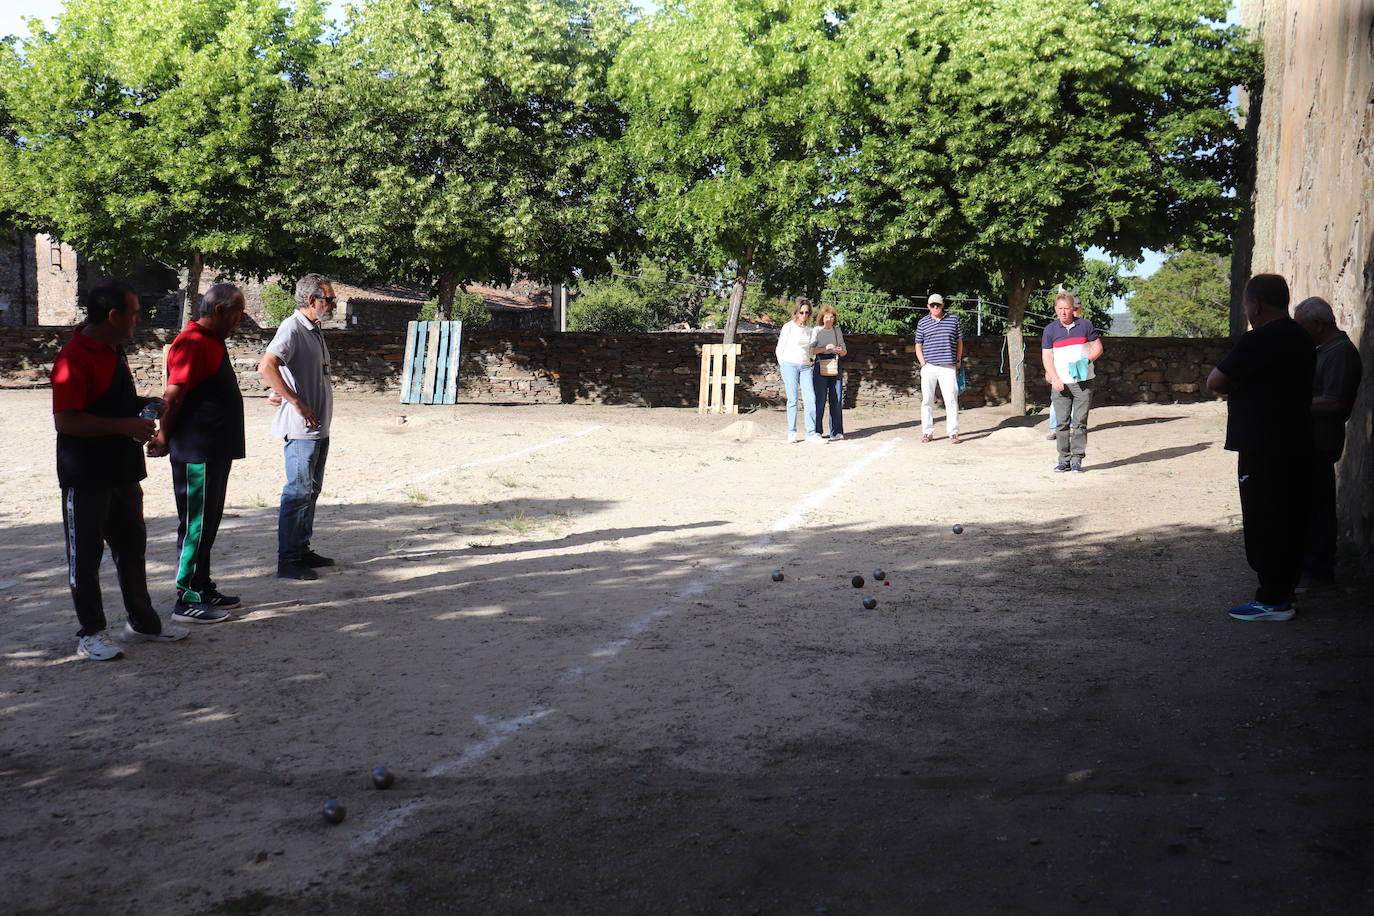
[
  {"xmin": 1003, "ymin": 265, "xmax": 1034, "ymax": 414},
  {"xmin": 183, "ymin": 252, "xmax": 205, "ymax": 324},
  {"xmin": 721, "ymin": 245, "xmax": 755, "ymax": 346},
  {"xmin": 435, "ymin": 271, "xmax": 458, "ymax": 322}
]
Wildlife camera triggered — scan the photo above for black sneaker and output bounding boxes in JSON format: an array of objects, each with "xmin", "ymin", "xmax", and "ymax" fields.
[
  {"xmin": 1070, "ymin": 462, "xmax": 1084, "ymax": 473},
  {"xmin": 171, "ymin": 599, "xmax": 231, "ymax": 625},
  {"xmin": 278, "ymin": 562, "xmax": 319, "ymax": 581},
  {"xmin": 301, "ymin": 550, "xmax": 335, "ymax": 568},
  {"xmin": 201, "ymin": 587, "xmax": 242, "ymax": 610},
  {"xmin": 1054, "ymin": 460, "xmax": 1072, "ymax": 472}
]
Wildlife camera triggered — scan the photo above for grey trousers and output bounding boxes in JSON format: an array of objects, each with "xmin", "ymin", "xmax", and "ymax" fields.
[{"xmin": 1051, "ymin": 380, "xmax": 1092, "ymax": 462}]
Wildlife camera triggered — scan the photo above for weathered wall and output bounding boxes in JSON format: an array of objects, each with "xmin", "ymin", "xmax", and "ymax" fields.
[
  {"xmin": 0, "ymin": 226, "xmax": 38, "ymax": 327},
  {"xmin": 0, "ymin": 326, "xmax": 1230, "ymax": 412},
  {"xmin": 1244, "ymin": 0, "xmax": 1374, "ymax": 568}
]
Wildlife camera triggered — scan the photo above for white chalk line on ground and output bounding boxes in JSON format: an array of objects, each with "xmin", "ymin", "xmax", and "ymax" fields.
[
  {"xmin": 352, "ymin": 437, "xmax": 901, "ymax": 850},
  {"xmin": 327, "ymin": 425, "xmax": 603, "ymax": 505}
]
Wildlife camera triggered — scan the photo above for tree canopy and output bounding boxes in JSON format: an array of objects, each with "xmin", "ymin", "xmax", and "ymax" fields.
[
  {"xmin": 274, "ymin": 0, "xmax": 633, "ymax": 319},
  {"xmin": 611, "ymin": 0, "xmax": 841, "ymax": 342},
  {"xmin": 835, "ymin": 0, "xmax": 1256, "ymax": 408},
  {"xmin": 0, "ymin": 0, "xmax": 325, "ymax": 318},
  {"xmin": 1127, "ymin": 250, "xmax": 1229, "ymax": 337}
]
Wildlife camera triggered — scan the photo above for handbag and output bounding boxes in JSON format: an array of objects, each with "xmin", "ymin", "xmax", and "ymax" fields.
[{"xmin": 818, "ymin": 356, "xmax": 839, "ymax": 377}]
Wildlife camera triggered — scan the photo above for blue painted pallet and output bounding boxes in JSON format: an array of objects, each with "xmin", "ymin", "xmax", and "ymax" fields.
[{"xmin": 400, "ymin": 319, "xmax": 463, "ymax": 405}]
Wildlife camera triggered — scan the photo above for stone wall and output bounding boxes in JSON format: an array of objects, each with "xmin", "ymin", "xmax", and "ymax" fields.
[
  {"xmin": 1243, "ymin": 0, "xmax": 1374, "ymax": 568},
  {"xmin": 0, "ymin": 226, "xmax": 38, "ymax": 327},
  {"xmin": 1, "ymin": 326, "xmax": 1230, "ymax": 411}
]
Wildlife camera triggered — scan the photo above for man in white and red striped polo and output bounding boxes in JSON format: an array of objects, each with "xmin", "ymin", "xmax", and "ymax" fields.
[{"xmin": 1041, "ymin": 292, "xmax": 1104, "ymax": 472}]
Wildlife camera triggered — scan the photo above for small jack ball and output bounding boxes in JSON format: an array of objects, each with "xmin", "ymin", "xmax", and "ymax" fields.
[
  {"xmin": 851, "ymin": 575, "xmax": 865, "ymax": 588},
  {"xmin": 371, "ymin": 766, "xmax": 395, "ymax": 789},
  {"xmin": 872, "ymin": 568, "xmax": 886, "ymax": 581},
  {"xmin": 322, "ymin": 799, "xmax": 347, "ymax": 824},
  {"xmin": 771, "ymin": 569, "xmax": 784, "ymax": 582},
  {"xmin": 862, "ymin": 595, "xmax": 878, "ymax": 610},
  {"xmin": 952, "ymin": 524, "xmax": 964, "ymax": 535}
]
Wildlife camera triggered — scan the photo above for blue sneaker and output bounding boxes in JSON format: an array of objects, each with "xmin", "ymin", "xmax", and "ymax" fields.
[{"xmin": 1228, "ymin": 600, "xmax": 1295, "ymax": 622}]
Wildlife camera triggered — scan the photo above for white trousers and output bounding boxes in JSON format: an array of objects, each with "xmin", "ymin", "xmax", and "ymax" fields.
[{"xmin": 920, "ymin": 363, "xmax": 959, "ymax": 436}]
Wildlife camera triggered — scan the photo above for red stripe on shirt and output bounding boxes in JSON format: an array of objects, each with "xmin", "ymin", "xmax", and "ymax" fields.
[{"xmin": 1052, "ymin": 337, "xmax": 1089, "ymax": 347}]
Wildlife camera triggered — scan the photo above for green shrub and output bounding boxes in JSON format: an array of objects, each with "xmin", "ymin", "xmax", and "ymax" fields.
[
  {"xmin": 424, "ymin": 290, "xmax": 490, "ymax": 327},
  {"xmin": 567, "ymin": 282, "xmax": 659, "ymax": 332},
  {"xmin": 261, "ymin": 283, "xmax": 295, "ymax": 326}
]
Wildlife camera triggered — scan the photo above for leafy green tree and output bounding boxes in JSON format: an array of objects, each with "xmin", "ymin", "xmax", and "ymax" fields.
[
  {"xmin": 837, "ymin": 0, "xmax": 1257, "ymax": 410},
  {"xmin": 1025, "ymin": 257, "xmax": 1135, "ymax": 333},
  {"xmin": 819, "ymin": 262, "xmax": 918, "ymax": 335},
  {"xmin": 0, "ymin": 0, "xmax": 325, "ymax": 321},
  {"xmin": 1127, "ymin": 250, "xmax": 1229, "ymax": 337},
  {"xmin": 611, "ymin": 0, "xmax": 840, "ymax": 344},
  {"xmin": 275, "ymin": 0, "xmax": 633, "ymax": 321}
]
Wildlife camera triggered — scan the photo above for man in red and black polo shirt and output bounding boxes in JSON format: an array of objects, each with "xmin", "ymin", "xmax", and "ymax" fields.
[
  {"xmin": 146, "ymin": 283, "xmax": 247, "ymax": 624},
  {"xmin": 52, "ymin": 282, "xmax": 190, "ymax": 661}
]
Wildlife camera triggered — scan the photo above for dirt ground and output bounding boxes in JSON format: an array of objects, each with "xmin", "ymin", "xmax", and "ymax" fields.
[{"xmin": 1, "ymin": 388, "xmax": 1371, "ymax": 916}]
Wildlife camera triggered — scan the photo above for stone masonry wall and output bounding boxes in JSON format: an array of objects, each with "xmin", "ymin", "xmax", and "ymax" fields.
[{"xmin": 1, "ymin": 326, "xmax": 1230, "ymax": 412}]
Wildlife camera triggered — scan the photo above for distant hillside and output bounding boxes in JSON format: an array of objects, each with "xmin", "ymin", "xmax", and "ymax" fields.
[{"xmin": 1108, "ymin": 310, "xmax": 1136, "ymax": 336}]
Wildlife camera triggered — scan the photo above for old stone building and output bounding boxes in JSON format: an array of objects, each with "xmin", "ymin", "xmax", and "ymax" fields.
[{"xmin": 1241, "ymin": 0, "xmax": 1373, "ymax": 568}]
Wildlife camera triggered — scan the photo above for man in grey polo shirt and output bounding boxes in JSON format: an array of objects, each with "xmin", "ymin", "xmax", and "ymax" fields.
[{"xmin": 258, "ymin": 273, "xmax": 338, "ymax": 580}]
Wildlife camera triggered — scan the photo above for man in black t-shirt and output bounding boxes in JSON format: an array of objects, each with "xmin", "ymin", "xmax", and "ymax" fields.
[{"xmin": 1207, "ymin": 274, "xmax": 1315, "ymax": 622}]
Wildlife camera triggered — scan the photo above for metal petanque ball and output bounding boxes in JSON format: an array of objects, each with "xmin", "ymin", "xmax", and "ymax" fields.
[
  {"xmin": 771, "ymin": 569, "xmax": 785, "ymax": 582},
  {"xmin": 851, "ymin": 575, "xmax": 865, "ymax": 589},
  {"xmin": 952, "ymin": 524, "xmax": 964, "ymax": 535},
  {"xmin": 862, "ymin": 595, "xmax": 878, "ymax": 610},
  {"xmin": 322, "ymin": 799, "xmax": 347, "ymax": 824},
  {"xmin": 371, "ymin": 765, "xmax": 395, "ymax": 789},
  {"xmin": 872, "ymin": 568, "xmax": 886, "ymax": 581}
]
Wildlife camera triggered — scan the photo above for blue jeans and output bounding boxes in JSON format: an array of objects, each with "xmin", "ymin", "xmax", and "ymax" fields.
[
  {"xmin": 278, "ymin": 437, "xmax": 329, "ymax": 564},
  {"xmin": 779, "ymin": 361, "xmax": 816, "ymax": 436},
  {"xmin": 812, "ymin": 367, "xmax": 843, "ymax": 436}
]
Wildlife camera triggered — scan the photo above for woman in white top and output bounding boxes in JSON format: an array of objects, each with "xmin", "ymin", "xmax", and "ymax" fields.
[
  {"xmin": 810, "ymin": 305, "xmax": 847, "ymax": 439},
  {"xmin": 774, "ymin": 298, "xmax": 823, "ymax": 443}
]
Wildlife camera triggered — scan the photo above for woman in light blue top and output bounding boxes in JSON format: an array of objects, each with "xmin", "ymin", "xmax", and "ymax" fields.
[{"xmin": 774, "ymin": 298, "xmax": 823, "ymax": 444}]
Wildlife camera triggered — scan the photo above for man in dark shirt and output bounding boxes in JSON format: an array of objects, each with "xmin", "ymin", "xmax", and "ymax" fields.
[
  {"xmin": 1206, "ymin": 274, "xmax": 1315, "ymax": 622},
  {"xmin": 1293, "ymin": 296, "xmax": 1364, "ymax": 587},
  {"xmin": 146, "ymin": 283, "xmax": 248, "ymax": 624},
  {"xmin": 51, "ymin": 282, "xmax": 190, "ymax": 660}
]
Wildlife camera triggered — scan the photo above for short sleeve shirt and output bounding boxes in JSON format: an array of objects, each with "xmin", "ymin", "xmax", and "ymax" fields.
[
  {"xmin": 51, "ymin": 328, "xmax": 147, "ymax": 488},
  {"xmin": 1311, "ymin": 332, "xmax": 1363, "ymax": 455},
  {"xmin": 166, "ymin": 320, "xmax": 246, "ymax": 463},
  {"xmin": 1216, "ymin": 317, "xmax": 1314, "ymax": 455},
  {"xmin": 915, "ymin": 314, "xmax": 963, "ymax": 366},
  {"xmin": 1041, "ymin": 319, "xmax": 1101, "ymax": 382},
  {"xmin": 266, "ymin": 310, "xmax": 333, "ymax": 440}
]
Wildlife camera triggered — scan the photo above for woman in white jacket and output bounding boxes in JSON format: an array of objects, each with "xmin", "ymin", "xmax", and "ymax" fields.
[{"xmin": 774, "ymin": 298, "xmax": 823, "ymax": 443}]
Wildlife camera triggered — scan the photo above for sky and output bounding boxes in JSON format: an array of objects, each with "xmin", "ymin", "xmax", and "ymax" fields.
[{"xmin": 4, "ymin": 0, "xmax": 1243, "ymax": 292}]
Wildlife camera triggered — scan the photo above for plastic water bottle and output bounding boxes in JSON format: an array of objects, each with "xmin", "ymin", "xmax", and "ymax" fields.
[{"xmin": 139, "ymin": 400, "xmax": 162, "ymax": 420}]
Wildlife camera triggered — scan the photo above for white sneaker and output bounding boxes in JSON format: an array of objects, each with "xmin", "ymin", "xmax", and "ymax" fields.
[
  {"xmin": 76, "ymin": 630, "xmax": 123, "ymax": 661},
  {"xmin": 123, "ymin": 621, "xmax": 190, "ymax": 643},
  {"xmin": 830, "ymin": 433, "xmax": 845, "ymax": 441},
  {"xmin": 787, "ymin": 431, "xmax": 798, "ymax": 443},
  {"xmin": 805, "ymin": 435, "xmax": 827, "ymax": 444}
]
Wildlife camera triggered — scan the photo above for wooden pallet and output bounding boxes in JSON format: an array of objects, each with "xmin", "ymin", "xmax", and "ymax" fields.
[
  {"xmin": 697, "ymin": 342, "xmax": 741, "ymax": 414},
  {"xmin": 400, "ymin": 320, "xmax": 463, "ymax": 405}
]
